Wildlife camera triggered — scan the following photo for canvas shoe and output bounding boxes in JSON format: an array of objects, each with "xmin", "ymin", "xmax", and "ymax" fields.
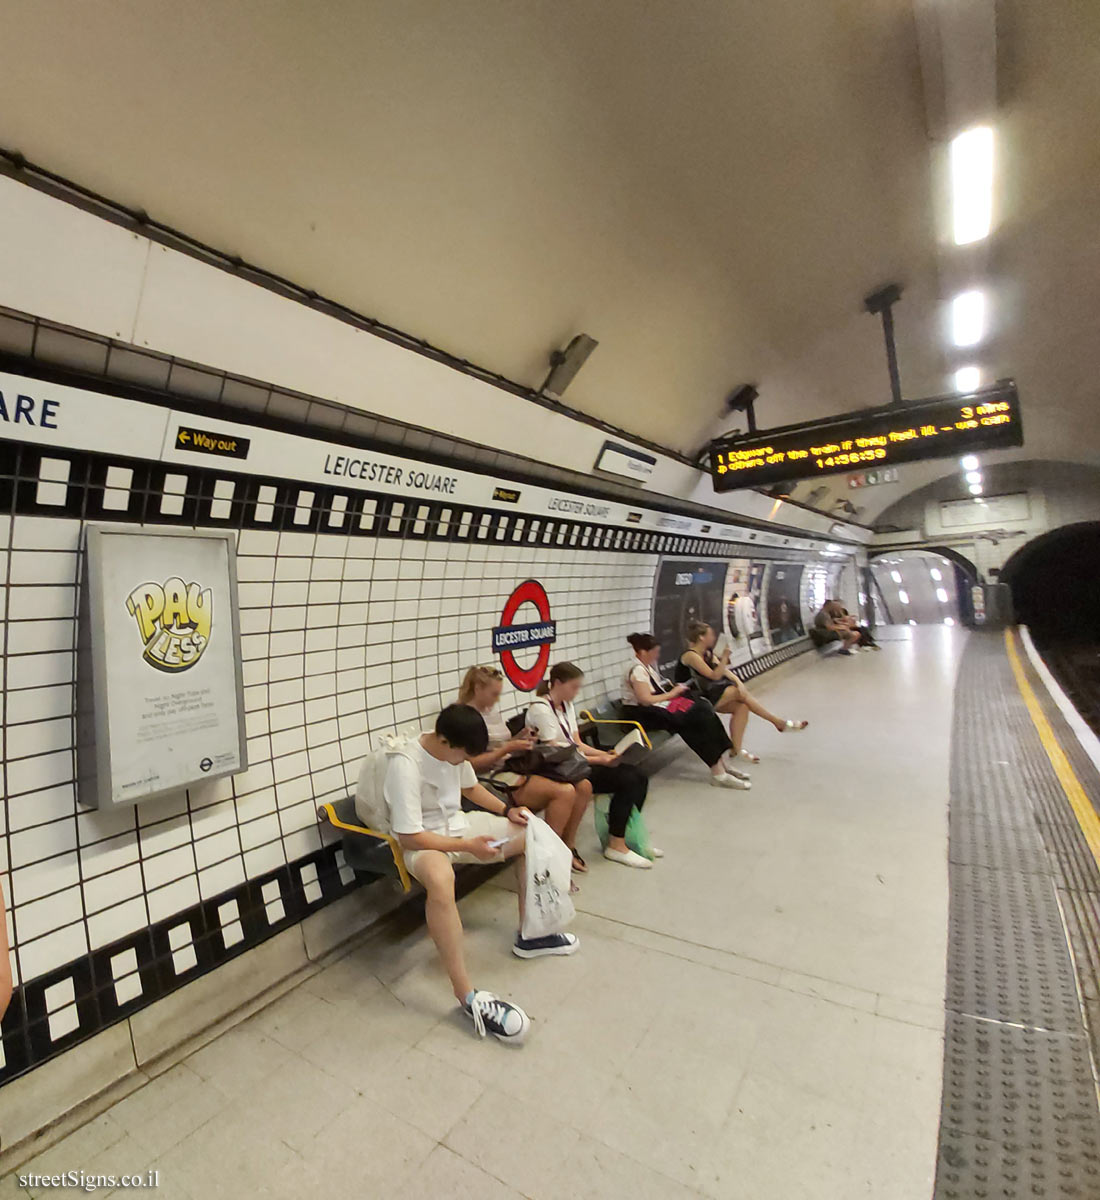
[
  {"xmin": 513, "ymin": 932, "xmax": 579, "ymax": 958},
  {"xmin": 463, "ymin": 990, "xmax": 530, "ymax": 1044}
]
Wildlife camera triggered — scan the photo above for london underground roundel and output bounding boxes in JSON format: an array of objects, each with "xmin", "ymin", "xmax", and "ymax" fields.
[{"xmin": 492, "ymin": 580, "xmax": 557, "ymax": 691}]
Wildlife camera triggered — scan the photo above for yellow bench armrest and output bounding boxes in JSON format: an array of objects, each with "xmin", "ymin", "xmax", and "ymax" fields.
[
  {"xmin": 577, "ymin": 712, "xmax": 652, "ymax": 750},
  {"xmin": 316, "ymin": 802, "xmax": 412, "ymax": 893}
]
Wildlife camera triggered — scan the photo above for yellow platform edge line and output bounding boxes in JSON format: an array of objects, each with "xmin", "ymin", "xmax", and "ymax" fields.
[{"xmin": 1004, "ymin": 627, "xmax": 1100, "ymax": 870}]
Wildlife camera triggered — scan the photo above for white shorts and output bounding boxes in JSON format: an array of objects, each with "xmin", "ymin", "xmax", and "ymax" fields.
[{"xmin": 404, "ymin": 810, "xmax": 519, "ymax": 880}]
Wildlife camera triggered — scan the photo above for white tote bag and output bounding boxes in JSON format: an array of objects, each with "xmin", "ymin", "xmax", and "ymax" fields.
[{"xmin": 521, "ymin": 815, "xmax": 576, "ymax": 940}]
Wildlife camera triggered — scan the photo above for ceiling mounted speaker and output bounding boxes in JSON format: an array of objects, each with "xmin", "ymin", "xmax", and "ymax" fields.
[
  {"xmin": 541, "ymin": 333, "xmax": 598, "ymax": 399},
  {"xmin": 725, "ymin": 384, "xmax": 759, "ymax": 413}
]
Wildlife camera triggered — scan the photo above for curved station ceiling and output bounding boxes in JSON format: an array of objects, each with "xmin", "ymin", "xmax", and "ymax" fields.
[{"xmin": 0, "ymin": 1, "xmax": 1096, "ymax": 522}]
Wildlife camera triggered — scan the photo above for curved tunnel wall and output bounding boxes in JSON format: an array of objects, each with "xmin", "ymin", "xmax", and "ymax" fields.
[{"xmin": 999, "ymin": 521, "xmax": 1100, "ymax": 636}]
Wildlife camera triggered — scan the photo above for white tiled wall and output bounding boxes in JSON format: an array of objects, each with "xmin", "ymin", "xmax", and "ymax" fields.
[{"xmin": 2, "ymin": 506, "xmax": 655, "ymax": 993}]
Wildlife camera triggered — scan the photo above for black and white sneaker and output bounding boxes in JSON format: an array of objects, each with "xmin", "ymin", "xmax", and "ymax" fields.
[
  {"xmin": 513, "ymin": 932, "xmax": 579, "ymax": 958},
  {"xmin": 463, "ymin": 990, "xmax": 531, "ymax": 1044}
]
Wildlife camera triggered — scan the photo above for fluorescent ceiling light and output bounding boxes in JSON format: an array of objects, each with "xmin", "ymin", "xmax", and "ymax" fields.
[
  {"xmin": 954, "ymin": 365, "xmax": 981, "ymax": 393},
  {"xmin": 951, "ymin": 126, "xmax": 994, "ymax": 245},
  {"xmin": 951, "ymin": 290, "xmax": 986, "ymax": 347},
  {"xmin": 944, "ymin": 617, "xmax": 955, "ymax": 626},
  {"xmin": 965, "ymin": 470, "xmax": 983, "ymax": 484},
  {"xmin": 936, "ymin": 587, "xmax": 949, "ymax": 603},
  {"xmin": 961, "ymin": 455, "xmax": 979, "ymax": 470},
  {"xmin": 930, "ymin": 567, "xmax": 943, "ymax": 581},
  {"xmin": 891, "ymin": 570, "xmax": 902, "ymax": 584},
  {"xmin": 898, "ymin": 589, "xmax": 910, "ymax": 604},
  {"xmin": 969, "ymin": 482, "xmax": 983, "ymax": 495}
]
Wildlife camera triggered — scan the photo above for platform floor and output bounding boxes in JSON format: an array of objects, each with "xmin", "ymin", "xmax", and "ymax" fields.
[{"xmin": 6, "ymin": 629, "xmax": 966, "ymax": 1199}]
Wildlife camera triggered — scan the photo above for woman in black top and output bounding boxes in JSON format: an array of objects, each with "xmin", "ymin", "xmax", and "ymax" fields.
[
  {"xmin": 621, "ymin": 633, "xmax": 749, "ymax": 790},
  {"xmin": 677, "ymin": 621, "xmax": 807, "ymax": 764}
]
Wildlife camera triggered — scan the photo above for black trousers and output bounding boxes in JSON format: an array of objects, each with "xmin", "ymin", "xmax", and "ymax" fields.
[
  {"xmin": 622, "ymin": 700, "xmax": 730, "ymax": 768},
  {"xmin": 587, "ymin": 762, "xmax": 648, "ymax": 839}
]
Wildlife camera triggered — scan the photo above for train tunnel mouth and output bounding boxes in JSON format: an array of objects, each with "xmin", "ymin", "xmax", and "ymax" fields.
[{"xmin": 1001, "ymin": 521, "xmax": 1100, "ymax": 641}]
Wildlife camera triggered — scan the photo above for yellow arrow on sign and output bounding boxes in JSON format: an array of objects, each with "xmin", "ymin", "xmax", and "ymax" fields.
[{"xmin": 178, "ymin": 430, "xmax": 190, "ymax": 444}]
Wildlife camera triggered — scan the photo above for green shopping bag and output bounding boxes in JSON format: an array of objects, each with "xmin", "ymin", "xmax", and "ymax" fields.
[{"xmin": 592, "ymin": 795, "xmax": 655, "ymax": 860}]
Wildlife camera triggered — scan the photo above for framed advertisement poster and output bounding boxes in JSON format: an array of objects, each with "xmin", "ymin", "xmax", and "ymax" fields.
[{"xmin": 77, "ymin": 527, "xmax": 248, "ymax": 810}]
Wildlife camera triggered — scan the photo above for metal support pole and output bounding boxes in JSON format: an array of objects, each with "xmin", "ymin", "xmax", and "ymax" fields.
[{"xmin": 864, "ymin": 283, "xmax": 904, "ymax": 406}]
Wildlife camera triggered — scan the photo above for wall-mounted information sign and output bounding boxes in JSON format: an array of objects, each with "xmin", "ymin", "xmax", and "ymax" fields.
[
  {"xmin": 710, "ymin": 381, "xmax": 1022, "ymax": 491},
  {"xmin": 78, "ymin": 528, "xmax": 248, "ymax": 810}
]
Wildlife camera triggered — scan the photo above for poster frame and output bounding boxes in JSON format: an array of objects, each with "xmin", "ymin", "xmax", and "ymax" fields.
[{"xmin": 78, "ymin": 525, "xmax": 249, "ymax": 810}]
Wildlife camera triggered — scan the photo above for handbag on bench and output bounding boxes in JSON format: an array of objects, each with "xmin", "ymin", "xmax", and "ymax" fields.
[{"xmin": 492, "ymin": 742, "xmax": 592, "ymax": 785}]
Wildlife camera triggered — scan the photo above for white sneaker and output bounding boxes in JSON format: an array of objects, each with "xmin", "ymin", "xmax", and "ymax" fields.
[
  {"xmin": 711, "ymin": 773, "xmax": 750, "ymax": 790},
  {"xmin": 650, "ymin": 846, "xmax": 665, "ymax": 858},
  {"xmin": 724, "ymin": 762, "xmax": 752, "ymax": 781},
  {"xmin": 604, "ymin": 847, "xmax": 653, "ymax": 869},
  {"xmin": 463, "ymin": 990, "xmax": 530, "ymax": 1044}
]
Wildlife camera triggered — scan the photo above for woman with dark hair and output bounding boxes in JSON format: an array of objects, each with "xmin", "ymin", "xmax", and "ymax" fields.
[
  {"xmin": 528, "ymin": 662, "xmax": 655, "ymax": 869},
  {"xmin": 677, "ymin": 621, "xmax": 807, "ymax": 763},
  {"xmin": 621, "ymin": 634, "xmax": 748, "ymax": 789}
]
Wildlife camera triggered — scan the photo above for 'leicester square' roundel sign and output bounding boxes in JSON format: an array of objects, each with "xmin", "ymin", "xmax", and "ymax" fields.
[{"xmin": 492, "ymin": 580, "xmax": 557, "ymax": 691}]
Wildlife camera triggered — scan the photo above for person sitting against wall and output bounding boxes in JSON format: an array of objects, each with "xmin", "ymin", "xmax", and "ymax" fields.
[
  {"xmin": 677, "ymin": 621, "xmax": 808, "ymax": 765},
  {"xmin": 620, "ymin": 633, "xmax": 748, "ymax": 790},
  {"xmin": 459, "ymin": 664, "xmax": 590, "ymax": 871},
  {"xmin": 385, "ymin": 704, "xmax": 579, "ymax": 1045},
  {"xmin": 527, "ymin": 662, "xmax": 655, "ymax": 870},
  {"xmin": 811, "ymin": 600, "xmax": 862, "ymax": 655}
]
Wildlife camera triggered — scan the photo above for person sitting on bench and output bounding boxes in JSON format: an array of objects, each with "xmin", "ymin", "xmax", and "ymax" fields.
[
  {"xmin": 826, "ymin": 599, "xmax": 880, "ymax": 649},
  {"xmin": 458, "ymin": 665, "xmax": 590, "ymax": 868},
  {"xmin": 677, "ymin": 621, "xmax": 807, "ymax": 765},
  {"xmin": 387, "ymin": 704, "xmax": 579, "ymax": 1044},
  {"xmin": 812, "ymin": 601, "xmax": 862, "ymax": 655},
  {"xmin": 527, "ymin": 661, "xmax": 655, "ymax": 870},
  {"xmin": 620, "ymin": 633, "xmax": 748, "ymax": 790}
]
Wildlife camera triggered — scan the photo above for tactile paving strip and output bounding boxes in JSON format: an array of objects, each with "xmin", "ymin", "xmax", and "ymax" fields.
[{"xmin": 934, "ymin": 633, "xmax": 1100, "ymax": 1198}]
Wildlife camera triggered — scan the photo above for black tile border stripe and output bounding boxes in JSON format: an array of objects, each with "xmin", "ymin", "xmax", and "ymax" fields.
[{"xmin": 0, "ymin": 434, "xmax": 824, "ymax": 1087}]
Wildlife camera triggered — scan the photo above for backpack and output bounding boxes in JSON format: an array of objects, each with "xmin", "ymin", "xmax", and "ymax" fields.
[{"xmin": 354, "ymin": 731, "xmax": 422, "ymax": 836}]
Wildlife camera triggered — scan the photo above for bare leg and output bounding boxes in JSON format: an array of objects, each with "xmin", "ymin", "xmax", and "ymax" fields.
[
  {"xmin": 414, "ymin": 852, "xmax": 473, "ymax": 1002},
  {"xmin": 501, "ymin": 833, "xmax": 527, "ymax": 929},
  {"xmin": 736, "ymin": 680, "xmax": 792, "ymax": 732},
  {"xmin": 714, "ymin": 684, "xmax": 742, "ymax": 713},
  {"xmin": 516, "ymin": 775, "xmax": 576, "ymax": 839},
  {"xmin": 561, "ymin": 778, "xmax": 593, "ymax": 854},
  {"xmin": 728, "ymin": 701, "xmax": 750, "ymax": 754}
]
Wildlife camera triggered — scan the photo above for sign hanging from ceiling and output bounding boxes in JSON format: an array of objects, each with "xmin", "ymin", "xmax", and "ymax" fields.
[
  {"xmin": 595, "ymin": 440, "xmax": 657, "ymax": 483},
  {"xmin": 709, "ymin": 381, "xmax": 1022, "ymax": 491}
]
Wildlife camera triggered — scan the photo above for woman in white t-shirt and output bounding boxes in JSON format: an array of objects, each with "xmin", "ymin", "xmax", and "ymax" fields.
[
  {"xmin": 621, "ymin": 633, "xmax": 747, "ymax": 789},
  {"xmin": 458, "ymin": 665, "xmax": 590, "ymax": 869},
  {"xmin": 527, "ymin": 662, "xmax": 654, "ymax": 869}
]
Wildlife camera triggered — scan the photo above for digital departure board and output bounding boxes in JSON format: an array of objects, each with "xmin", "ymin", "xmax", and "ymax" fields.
[{"xmin": 710, "ymin": 381, "xmax": 1022, "ymax": 491}]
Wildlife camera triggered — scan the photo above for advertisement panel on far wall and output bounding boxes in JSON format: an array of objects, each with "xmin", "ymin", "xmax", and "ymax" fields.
[
  {"xmin": 801, "ymin": 563, "xmax": 831, "ymax": 630},
  {"xmin": 724, "ymin": 559, "xmax": 765, "ymax": 667},
  {"xmin": 765, "ymin": 563, "xmax": 806, "ymax": 646},
  {"xmin": 652, "ymin": 559, "xmax": 728, "ymax": 677}
]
